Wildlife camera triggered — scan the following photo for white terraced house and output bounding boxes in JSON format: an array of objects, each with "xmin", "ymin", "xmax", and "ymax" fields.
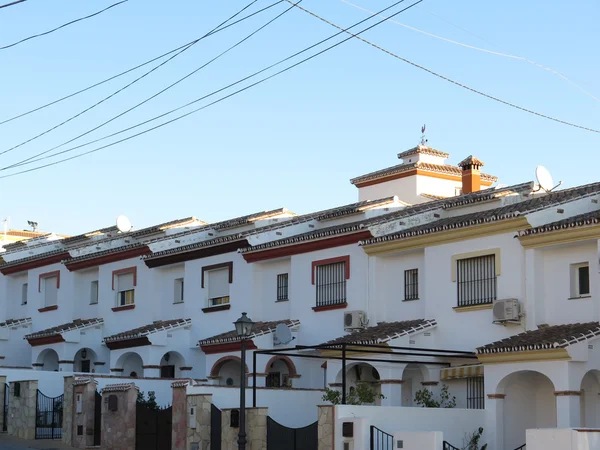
[{"xmin": 1, "ymin": 144, "xmax": 600, "ymax": 449}]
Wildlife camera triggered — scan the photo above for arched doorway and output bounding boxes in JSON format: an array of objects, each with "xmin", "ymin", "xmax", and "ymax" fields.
[
  {"xmin": 498, "ymin": 370, "xmax": 557, "ymax": 450},
  {"xmin": 210, "ymin": 356, "xmax": 249, "ymax": 387},
  {"xmin": 335, "ymin": 363, "xmax": 382, "ymax": 405},
  {"xmin": 116, "ymin": 352, "xmax": 144, "ymax": 378},
  {"xmin": 74, "ymin": 348, "xmax": 97, "ymax": 373},
  {"xmin": 581, "ymin": 370, "xmax": 600, "ymax": 427},
  {"xmin": 264, "ymin": 356, "xmax": 298, "ymax": 388},
  {"xmin": 401, "ymin": 363, "xmax": 426, "ymax": 406},
  {"xmin": 37, "ymin": 349, "xmax": 59, "ymax": 372},
  {"xmin": 159, "ymin": 351, "xmax": 185, "ymax": 379}
]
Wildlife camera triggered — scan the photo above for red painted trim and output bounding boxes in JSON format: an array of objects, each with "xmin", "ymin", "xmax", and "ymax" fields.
[
  {"xmin": 201, "ymin": 262, "xmax": 233, "ymax": 288},
  {"xmin": 144, "ymin": 240, "xmax": 249, "ymax": 269},
  {"xmin": 27, "ymin": 334, "xmax": 65, "ymax": 347},
  {"xmin": 38, "ymin": 305, "xmax": 58, "ymax": 313},
  {"xmin": 111, "ymin": 266, "xmax": 137, "ymax": 290},
  {"xmin": 202, "ymin": 304, "xmax": 231, "ymax": 314},
  {"xmin": 265, "ymin": 355, "xmax": 298, "ymax": 376},
  {"xmin": 0, "ymin": 252, "xmax": 70, "ymax": 275},
  {"xmin": 243, "ymin": 232, "xmax": 371, "ymax": 263},
  {"xmin": 209, "ymin": 355, "xmax": 251, "ymax": 375},
  {"xmin": 38, "ymin": 270, "xmax": 60, "ymax": 292},
  {"xmin": 66, "ymin": 246, "xmax": 151, "ymax": 271},
  {"xmin": 201, "ymin": 340, "xmax": 257, "ymax": 355},
  {"xmin": 312, "ymin": 302, "xmax": 348, "ymax": 312},
  {"xmin": 112, "ymin": 304, "xmax": 135, "ymax": 312},
  {"xmin": 105, "ymin": 336, "xmax": 150, "ymax": 350},
  {"xmin": 311, "ymin": 255, "xmax": 350, "ymax": 285}
]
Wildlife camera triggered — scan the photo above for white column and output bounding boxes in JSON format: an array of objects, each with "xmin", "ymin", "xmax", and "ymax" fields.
[
  {"xmin": 555, "ymin": 392, "xmax": 581, "ymax": 428},
  {"xmin": 142, "ymin": 366, "xmax": 161, "ymax": 378},
  {"xmin": 525, "ymin": 248, "xmax": 545, "ymax": 330},
  {"xmin": 378, "ymin": 365, "xmax": 405, "ymax": 407},
  {"xmin": 485, "ymin": 394, "xmax": 504, "ymax": 450}
]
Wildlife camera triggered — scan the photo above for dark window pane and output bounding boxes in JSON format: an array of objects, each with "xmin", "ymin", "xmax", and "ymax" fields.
[{"xmin": 579, "ymin": 266, "xmax": 590, "ymax": 295}]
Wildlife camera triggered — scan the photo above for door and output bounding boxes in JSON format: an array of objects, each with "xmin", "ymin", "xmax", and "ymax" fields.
[
  {"xmin": 80, "ymin": 360, "xmax": 91, "ymax": 373},
  {"xmin": 160, "ymin": 365, "xmax": 175, "ymax": 378}
]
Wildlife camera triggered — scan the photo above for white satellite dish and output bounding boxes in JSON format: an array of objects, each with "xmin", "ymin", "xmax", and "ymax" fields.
[
  {"xmin": 273, "ymin": 323, "xmax": 293, "ymax": 346},
  {"xmin": 116, "ymin": 215, "xmax": 133, "ymax": 233},
  {"xmin": 535, "ymin": 166, "xmax": 561, "ymax": 192}
]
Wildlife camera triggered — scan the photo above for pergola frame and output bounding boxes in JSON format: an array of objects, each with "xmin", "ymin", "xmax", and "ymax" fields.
[{"xmin": 251, "ymin": 342, "xmax": 477, "ymax": 406}]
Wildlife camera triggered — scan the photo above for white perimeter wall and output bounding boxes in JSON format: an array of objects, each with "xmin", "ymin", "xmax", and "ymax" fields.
[{"xmin": 527, "ymin": 429, "xmax": 600, "ymax": 450}]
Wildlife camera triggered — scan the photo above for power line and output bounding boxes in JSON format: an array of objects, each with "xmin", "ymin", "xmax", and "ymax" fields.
[
  {"xmin": 0, "ymin": 0, "xmax": 264, "ymax": 159},
  {"xmin": 2, "ymin": 0, "xmax": 293, "ymax": 167},
  {"xmin": 339, "ymin": 0, "xmax": 600, "ymax": 103},
  {"xmin": 0, "ymin": 0, "xmax": 283, "ymax": 127},
  {"xmin": 286, "ymin": 0, "xmax": 600, "ymax": 134},
  {"xmin": 0, "ymin": 0, "xmax": 422, "ymax": 178},
  {"xmin": 0, "ymin": 0, "xmax": 26, "ymax": 10},
  {"xmin": 0, "ymin": 1, "xmax": 128, "ymax": 50}
]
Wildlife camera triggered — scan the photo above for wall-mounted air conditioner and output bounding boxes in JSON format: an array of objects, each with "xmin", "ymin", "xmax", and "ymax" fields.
[
  {"xmin": 492, "ymin": 299, "xmax": 521, "ymax": 323},
  {"xmin": 344, "ymin": 311, "xmax": 368, "ymax": 331}
]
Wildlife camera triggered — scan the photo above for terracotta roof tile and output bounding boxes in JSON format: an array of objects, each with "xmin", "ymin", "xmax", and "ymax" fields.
[
  {"xmin": 458, "ymin": 155, "xmax": 485, "ymax": 168},
  {"xmin": 397, "ymin": 146, "xmax": 450, "ymax": 159},
  {"xmin": 104, "ymin": 318, "xmax": 191, "ymax": 343},
  {"xmin": 198, "ymin": 319, "xmax": 300, "ymax": 346},
  {"xmin": 477, "ymin": 322, "xmax": 600, "ymax": 354},
  {"xmin": 518, "ymin": 209, "xmax": 600, "ymax": 237},
  {"xmin": 25, "ymin": 318, "xmax": 103, "ymax": 340},
  {"xmin": 0, "ymin": 318, "xmax": 31, "ymax": 328},
  {"xmin": 323, "ymin": 319, "xmax": 437, "ymax": 346}
]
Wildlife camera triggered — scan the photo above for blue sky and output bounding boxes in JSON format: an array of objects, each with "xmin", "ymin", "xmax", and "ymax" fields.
[{"xmin": 0, "ymin": 0, "xmax": 598, "ymax": 235}]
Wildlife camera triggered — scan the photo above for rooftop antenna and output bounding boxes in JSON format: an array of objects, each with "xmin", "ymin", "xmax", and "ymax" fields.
[
  {"xmin": 116, "ymin": 215, "xmax": 133, "ymax": 233},
  {"xmin": 420, "ymin": 124, "xmax": 428, "ymax": 146},
  {"xmin": 273, "ymin": 323, "xmax": 295, "ymax": 346},
  {"xmin": 27, "ymin": 220, "xmax": 38, "ymax": 232},
  {"xmin": 535, "ymin": 166, "xmax": 562, "ymax": 193}
]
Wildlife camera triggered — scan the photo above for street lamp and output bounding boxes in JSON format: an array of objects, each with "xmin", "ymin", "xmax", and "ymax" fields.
[{"xmin": 234, "ymin": 312, "xmax": 254, "ymax": 450}]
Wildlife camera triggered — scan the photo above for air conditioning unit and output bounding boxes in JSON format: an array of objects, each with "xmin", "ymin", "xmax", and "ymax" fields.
[
  {"xmin": 493, "ymin": 299, "xmax": 521, "ymax": 323},
  {"xmin": 344, "ymin": 311, "xmax": 367, "ymax": 331}
]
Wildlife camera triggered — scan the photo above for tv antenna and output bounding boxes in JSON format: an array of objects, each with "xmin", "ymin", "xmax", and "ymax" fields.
[
  {"xmin": 116, "ymin": 215, "xmax": 133, "ymax": 233},
  {"xmin": 273, "ymin": 323, "xmax": 295, "ymax": 346},
  {"xmin": 535, "ymin": 166, "xmax": 562, "ymax": 193},
  {"xmin": 27, "ymin": 220, "xmax": 38, "ymax": 232}
]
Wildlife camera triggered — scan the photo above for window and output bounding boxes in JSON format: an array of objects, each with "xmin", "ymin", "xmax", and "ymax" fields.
[
  {"xmin": 116, "ymin": 272, "xmax": 135, "ymax": 306},
  {"xmin": 571, "ymin": 263, "xmax": 590, "ymax": 298},
  {"xmin": 90, "ymin": 281, "xmax": 99, "ymax": 305},
  {"xmin": 21, "ymin": 283, "xmax": 28, "ymax": 305},
  {"xmin": 315, "ymin": 261, "xmax": 347, "ymax": 307},
  {"xmin": 174, "ymin": 278, "xmax": 184, "ymax": 304},
  {"xmin": 43, "ymin": 276, "xmax": 58, "ymax": 307},
  {"xmin": 277, "ymin": 273, "xmax": 289, "ymax": 301},
  {"xmin": 404, "ymin": 269, "xmax": 419, "ymax": 300},
  {"xmin": 207, "ymin": 268, "xmax": 230, "ymax": 307},
  {"xmin": 466, "ymin": 377, "xmax": 484, "ymax": 409},
  {"xmin": 266, "ymin": 372, "xmax": 281, "ymax": 388},
  {"xmin": 456, "ymin": 254, "xmax": 497, "ymax": 307}
]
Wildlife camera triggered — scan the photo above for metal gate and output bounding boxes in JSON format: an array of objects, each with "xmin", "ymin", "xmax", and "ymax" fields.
[
  {"xmin": 135, "ymin": 404, "xmax": 172, "ymax": 450},
  {"xmin": 370, "ymin": 426, "xmax": 393, "ymax": 450},
  {"xmin": 35, "ymin": 390, "xmax": 63, "ymax": 439},
  {"xmin": 210, "ymin": 404, "xmax": 221, "ymax": 450},
  {"xmin": 443, "ymin": 442, "xmax": 461, "ymax": 450},
  {"xmin": 3, "ymin": 383, "xmax": 8, "ymax": 432},
  {"xmin": 266, "ymin": 416, "xmax": 317, "ymax": 450},
  {"xmin": 93, "ymin": 391, "xmax": 102, "ymax": 446}
]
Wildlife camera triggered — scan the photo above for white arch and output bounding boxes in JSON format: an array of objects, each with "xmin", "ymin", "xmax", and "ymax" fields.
[
  {"xmin": 36, "ymin": 348, "xmax": 59, "ymax": 372},
  {"xmin": 116, "ymin": 352, "xmax": 144, "ymax": 378},
  {"xmin": 580, "ymin": 370, "xmax": 600, "ymax": 427},
  {"xmin": 159, "ymin": 351, "xmax": 186, "ymax": 378},
  {"xmin": 73, "ymin": 347, "xmax": 98, "ymax": 373}
]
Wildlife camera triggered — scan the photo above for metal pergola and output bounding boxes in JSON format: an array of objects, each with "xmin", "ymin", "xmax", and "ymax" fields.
[{"xmin": 251, "ymin": 342, "xmax": 478, "ymax": 406}]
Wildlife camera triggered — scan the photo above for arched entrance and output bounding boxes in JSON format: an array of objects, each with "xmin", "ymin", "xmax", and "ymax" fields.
[
  {"xmin": 74, "ymin": 348, "xmax": 97, "ymax": 373},
  {"xmin": 498, "ymin": 370, "xmax": 557, "ymax": 450},
  {"xmin": 401, "ymin": 363, "xmax": 426, "ymax": 406},
  {"xmin": 116, "ymin": 352, "xmax": 144, "ymax": 378},
  {"xmin": 37, "ymin": 349, "xmax": 59, "ymax": 372},
  {"xmin": 264, "ymin": 356, "xmax": 298, "ymax": 388},
  {"xmin": 581, "ymin": 370, "xmax": 600, "ymax": 428},
  {"xmin": 159, "ymin": 351, "xmax": 185, "ymax": 379},
  {"xmin": 210, "ymin": 356, "xmax": 249, "ymax": 387},
  {"xmin": 335, "ymin": 363, "xmax": 382, "ymax": 405}
]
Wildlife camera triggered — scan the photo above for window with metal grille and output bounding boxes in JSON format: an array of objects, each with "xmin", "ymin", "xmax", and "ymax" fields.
[
  {"xmin": 276, "ymin": 273, "xmax": 288, "ymax": 301},
  {"xmin": 316, "ymin": 261, "xmax": 346, "ymax": 307},
  {"xmin": 456, "ymin": 254, "xmax": 496, "ymax": 306},
  {"xmin": 404, "ymin": 269, "xmax": 419, "ymax": 300},
  {"xmin": 466, "ymin": 377, "xmax": 484, "ymax": 409}
]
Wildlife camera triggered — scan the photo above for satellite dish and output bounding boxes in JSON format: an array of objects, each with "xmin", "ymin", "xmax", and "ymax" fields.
[
  {"xmin": 273, "ymin": 323, "xmax": 293, "ymax": 346},
  {"xmin": 116, "ymin": 215, "xmax": 132, "ymax": 233},
  {"xmin": 535, "ymin": 166, "xmax": 554, "ymax": 192}
]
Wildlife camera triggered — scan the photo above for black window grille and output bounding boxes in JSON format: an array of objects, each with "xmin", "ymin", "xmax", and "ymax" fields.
[
  {"xmin": 466, "ymin": 377, "xmax": 484, "ymax": 409},
  {"xmin": 277, "ymin": 274, "xmax": 289, "ymax": 301},
  {"xmin": 404, "ymin": 269, "xmax": 419, "ymax": 300},
  {"xmin": 456, "ymin": 254, "xmax": 496, "ymax": 307},
  {"xmin": 579, "ymin": 265, "xmax": 590, "ymax": 295},
  {"xmin": 316, "ymin": 262, "xmax": 346, "ymax": 307}
]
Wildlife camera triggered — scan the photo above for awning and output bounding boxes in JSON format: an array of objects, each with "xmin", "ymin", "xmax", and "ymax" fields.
[{"xmin": 440, "ymin": 364, "xmax": 483, "ymax": 380}]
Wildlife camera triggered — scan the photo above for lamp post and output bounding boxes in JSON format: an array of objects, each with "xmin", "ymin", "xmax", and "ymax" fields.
[{"xmin": 234, "ymin": 312, "xmax": 254, "ymax": 450}]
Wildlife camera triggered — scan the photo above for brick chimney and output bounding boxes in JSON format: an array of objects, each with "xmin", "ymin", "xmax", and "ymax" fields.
[{"xmin": 458, "ymin": 155, "xmax": 485, "ymax": 194}]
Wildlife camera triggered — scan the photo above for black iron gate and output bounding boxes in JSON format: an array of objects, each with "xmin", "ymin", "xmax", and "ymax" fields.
[
  {"xmin": 135, "ymin": 403, "xmax": 172, "ymax": 450},
  {"xmin": 93, "ymin": 391, "xmax": 102, "ymax": 446},
  {"xmin": 3, "ymin": 383, "xmax": 8, "ymax": 432},
  {"xmin": 211, "ymin": 404, "xmax": 221, "ymax": 450},
  {"xmin": 35, "ymin": 390, "xmax": 63, "ymax": 439},
  {"xmin": 370, "ymin": 426, "xmax": 393, "ymax": 450},
  {"xmin": 443, "ymin": 442, "xmax": 461, "ymax": 450},
  {"xmin": 267, "ymin": 416, "xmax": 317, "ymax": 450}
]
